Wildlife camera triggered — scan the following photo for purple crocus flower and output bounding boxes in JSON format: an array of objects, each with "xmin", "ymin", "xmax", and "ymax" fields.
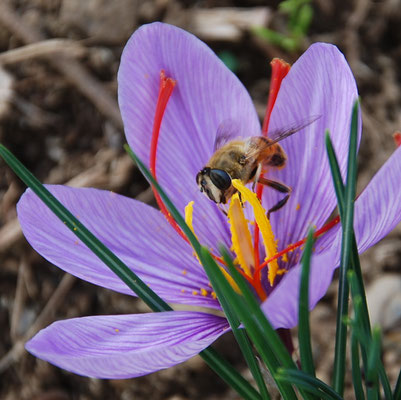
[{"xmin": 18, "ymin": 23, "xmax": 401, "ymax": 379}]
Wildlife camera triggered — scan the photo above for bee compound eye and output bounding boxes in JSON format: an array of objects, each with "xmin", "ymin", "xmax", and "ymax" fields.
[{"xmin": 209, "ymin": 169, "xmax": 232, "ymax": 191}]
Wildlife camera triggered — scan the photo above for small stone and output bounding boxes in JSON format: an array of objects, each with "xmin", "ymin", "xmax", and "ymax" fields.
[{"xmin": 366, "ymin": 274, "xmax": 401, "ymax": 330}]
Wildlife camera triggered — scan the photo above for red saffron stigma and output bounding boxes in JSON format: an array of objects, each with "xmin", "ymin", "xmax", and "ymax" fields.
[
  {"xmin": 262, "ymin": 59, "xmax": 291, "ymax": 136},
  {"xmin": 149, "ymin": 70, "xmax": 227, "ymax": 268},
  {"xmin": 393, "ymin": 132, "xmax": 401, "ymax": 148},
  {"xmin": 254, "ymin": 59, "xmax": 291, "ymax": 269},
  {"xmin": 255, "ymin": 215, "xmax": 341, "ymax": 275},
  {"xmin": 149, "ymin": 70, "xmax": 188, "ymax": 241}
]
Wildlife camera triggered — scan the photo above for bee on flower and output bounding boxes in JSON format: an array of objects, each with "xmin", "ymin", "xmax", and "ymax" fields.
[{"xmin": 18, "ymin": 23, "xmax": 401, "ymax": 379}]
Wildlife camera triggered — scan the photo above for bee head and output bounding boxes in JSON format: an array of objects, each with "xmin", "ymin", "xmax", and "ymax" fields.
[{"xmin": 196, "ymin": 167, "xmax": 232, "ymax": 204}]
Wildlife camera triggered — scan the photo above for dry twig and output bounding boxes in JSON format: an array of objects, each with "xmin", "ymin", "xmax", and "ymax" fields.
[{"xmin": 0, "ymin": 2, "xmax": 123, "ymax": 130}]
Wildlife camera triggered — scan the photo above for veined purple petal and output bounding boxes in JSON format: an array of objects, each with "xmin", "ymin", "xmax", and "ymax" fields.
[
  {"xmin": 118, "ymin": 22, "xmax": 260, "ymax": 248},
  {"xmin": 262, "ymin": 250, "xmax": 338, "ymax": 329},
  {"xmin": 353, "ymin": 145, "xmax": 401, "ymax": 253},
  {"xmin": 266, "ymin": 43, "xmax": 360, "ymax": 251},
  {"xmin": 317, "ymin": 144, "xmax": 401, "ymax": 254},
  {"xmin": 26, "ymin": 311, "xmax": 229, "ymax": 379},
  {"xmin": 17, "ymin": 185, "xmax": 220, "ymax": 309},
  {"xmin": 263, "ymin": 146, "xmax": 401, "ymax": 328}
]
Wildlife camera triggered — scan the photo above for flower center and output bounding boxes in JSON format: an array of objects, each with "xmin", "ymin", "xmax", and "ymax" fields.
[
  {"xmin": 149, "ymin": 68, "xmax": 341, "ymax": 302},
  {"xmin": 185, "ymin": 178, "xmax": 286, "ymax": 300}
]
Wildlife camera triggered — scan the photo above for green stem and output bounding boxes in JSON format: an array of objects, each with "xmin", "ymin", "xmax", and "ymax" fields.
[{"xmin": 0, "ymin": 144, "xmax": 261, "ymax": 400}]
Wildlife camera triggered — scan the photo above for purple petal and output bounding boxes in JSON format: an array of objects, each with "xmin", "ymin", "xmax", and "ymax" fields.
[
  {"xmin": 263, "ymin": 146, "xmax": 401, "ymax": 329},
  {"xmin": 262, "ymin": 250, "xmax": 338, "ymax": 329},
  {"xmin": 318, "ymin": 144, "xmax": 401, "ymax": 254},
  {"xmin": 353, "ymin": 145, "xmax": 401, "ymax": 253},
  {"xmin": 118, "ymin": 22, "xmax": 260, "ymax": 248},
  {"xmin": 17, "ymin": 185, "xmax": 220, "ymax": 309},
  {"xmin": 267, "ymin": 43, "xmax": 360, "ymax": 250},
  {"xmin": 26, "ymin": 311, "xmax": 229, "ymax": 379}
]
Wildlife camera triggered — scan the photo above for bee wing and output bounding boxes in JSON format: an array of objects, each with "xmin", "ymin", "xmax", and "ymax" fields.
[
  {"xmin": 267, "ymin": 115, "xmax": 321, "ymax": 145},
  {"xmin": 213, "ymin": 119, "xmax": 241, "ymax": 151},
  {"xmin": 243, "ymin": 115, "xmax": 321, "ymax": 161}
]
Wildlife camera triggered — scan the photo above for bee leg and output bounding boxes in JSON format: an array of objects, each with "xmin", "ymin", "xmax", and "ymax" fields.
[
  {"xmin": 252, "ymin": 163, "xmax": 263, "ymax": 191},
  {"xmin": 257, "ymin": 177, "xmax": 292, "ymax": 218},
  {"xmin": 217, "ymin": 204, "xmax": 228, "ymax": 216},
  {"xmin": 267, "ymin": 195, "xmax": 290, "ymax": 219},
  {"xmin": 238, "ymin": 192, "xmax": 244, "ymax": 207}
]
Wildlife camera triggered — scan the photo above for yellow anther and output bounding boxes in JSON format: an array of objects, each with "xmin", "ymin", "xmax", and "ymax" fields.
[
  {"xmin": 281, "ymin": 253, "xmax": 288, "ymax": 262},
  {"xmin": 115, "ymin": 328, "xmax": 119, "ymax": 333},
  {"xmin": 211, "ymin": 291, "xmax": 217, "ymax": 299},
  {"xmin": 192, "ymin": 290, "xmax": 198, "ymax": 296},
  {"xmin": 219, "ymin": 266, "xmax": 241, "ymax": 294},
  {"xmin": 182, "ymin": 269, "xmax": 187, "ymax": 275},
  {"xmin": 201, "ymin": 288, "xmax": 208, "ymax": 297},
  {"xmin": 227, "ymin": 193, "xmax": 253, "ymax": 277},
  {"xmin": 231, "ymin": 179, "xmax": 279, "ymax": 286},
  {"xmin": 185, "ymin": 201, "xmax": 198, "ymax": 239},
  {"xmin": 296, "ymin": 203, "xmax": 301, "ymax": 211}
]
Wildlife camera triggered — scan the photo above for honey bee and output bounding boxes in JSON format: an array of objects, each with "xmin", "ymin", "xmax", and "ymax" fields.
[{"xmin": 196, "ymin": 117, "xmax": 319, "ymax": 216}]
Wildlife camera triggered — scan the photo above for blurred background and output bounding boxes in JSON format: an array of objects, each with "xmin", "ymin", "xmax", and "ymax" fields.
[{"xmin": 0, "ymin": 0, "xmax": 400, "ymax": 399}]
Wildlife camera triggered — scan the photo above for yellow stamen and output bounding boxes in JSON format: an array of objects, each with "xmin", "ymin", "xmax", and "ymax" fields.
[
  {"xmin": 219, "ymin": 266, "xmax": 241, "ymax": 294},
  {"xmin": 185, "ymin": 199, "xmax": 241, "ymax": 295},
  {"xmin": 227, "ymin": 193, "xmax": 253, "ymax": 277},
  {"xmin": 184, "ymin": 201, "xmax": 198, "ymax": 239},
  {"xmin": 201, "ymin": 288, "xmax": 208, "ymax": 296},
  {"xmin": 231, "ymin": 179, "xmax": 279, "ymax": 286}
]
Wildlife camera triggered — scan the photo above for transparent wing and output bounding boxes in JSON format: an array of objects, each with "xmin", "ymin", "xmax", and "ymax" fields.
[
  {"xmin": 244, "ymin": 115, "xmax": 321, "ymax": 161},
  {"xmin": 213, "ymin": 119, "xmax": 241, "ymax": 151},
  {"xmin": 267, "ymin": 115, "xmax": 321, "ymax": 145}
]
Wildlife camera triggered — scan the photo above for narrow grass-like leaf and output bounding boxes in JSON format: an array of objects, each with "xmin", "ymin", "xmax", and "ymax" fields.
[
  {"xmin": 200, "ymin": 255, "xmax": 270, "ymax": 399},
  {"xmin": 0, "ymin": 144, "xmax": 261, "ymax": 400},
  {"xmin": 348, "ymin": 270, "xmax": 393, "ymax": 399},
  {"xmin": 298, "ymin": 228, "xmax": 316, "ymax": 377},
  {"xmin": 219, "ymin": 246, "xmax": 297, "ymax": 371},
  {"xmin": 394, "ymin": 368, "xmax": 401, "ymax": 400},
  {"xmin": 325, "ymin": 129, "xmax": 345, "ymax": 210},
  {"xmin": 365, "ymin": 326, "xmax": 381, "ymax": 400},
  {"xmin": 275, "ymin": 369, "xmax": 344, "ymax": 400},
  {"xmin": 218, "ymin": 246, "xmax": 316, "ymax": 400},
  {"xmin": 326, "ymin": 101, "xmax": 393, "ymax": 399},
  {"xmin": 326, "ymin": 100, "xmax": 359, "ymax": 395},
  {"xmin": 351, "ymin": 332, "xmax": 365, "ymax": 400},
  {"xmin": 203, "ymin": 247, "xmax": 299, "ymax": 400},
  {"xmin": 378, "ymin": 357, "xmax": 394, "ymax": 399},
  {"xmin": 226, "ymin": 312, "xmax": 271, "ymax": 400},
  {"xmin": 326, "ymin": 128, "xmax": 371, "ymax": 333},
  {"xmin": 349, "ymin": 271, "xmax": 393, "ymax": 400}
]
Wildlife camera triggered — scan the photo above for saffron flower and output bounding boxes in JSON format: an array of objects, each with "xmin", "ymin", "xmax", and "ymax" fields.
[{"xmin": 19, "ymin": 22, "xmax": 401, "ymax": 379}]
